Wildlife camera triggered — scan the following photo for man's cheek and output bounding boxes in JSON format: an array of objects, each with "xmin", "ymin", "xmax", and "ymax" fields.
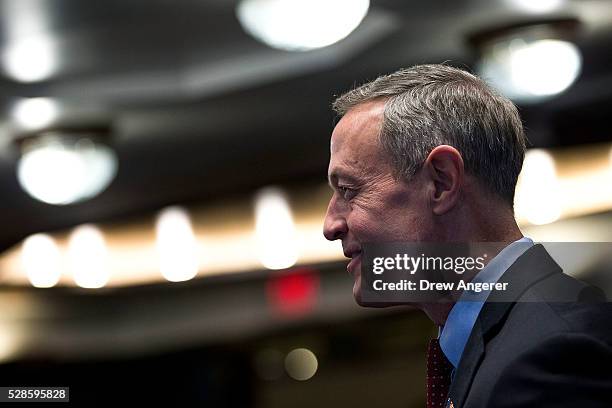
[
  {"xmin": 388, "ymin": 187, "xmax": 413, "ymax": 208},
  {"xmin": 346, "ymin": 213, "xmax": 371, "ymax": 236}
]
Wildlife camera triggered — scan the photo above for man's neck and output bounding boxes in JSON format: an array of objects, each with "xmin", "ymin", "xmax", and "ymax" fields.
[{"xmin": 419, "ymin": 232, "xmax": 526, "ymax": 326}]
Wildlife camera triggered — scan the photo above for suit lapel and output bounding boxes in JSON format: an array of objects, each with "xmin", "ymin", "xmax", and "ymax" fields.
[
  {"xmin": 447, "ymin": 244, "xmax": 562, "ymax": 407},
  {"xmin": 447, "ymin": 318, "xmax": 485, "ymax": 408}
]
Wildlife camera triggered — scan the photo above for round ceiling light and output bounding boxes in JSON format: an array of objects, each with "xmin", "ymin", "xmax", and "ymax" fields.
[
  {"xmin": 17, "ymin": 132, "xmax": 118, "ymax": 205},
  {"xmin": 478, "ymin": 37, "xmax": 581, "ymax": 102},
  {"xmin": 2, "ymin": 36, "xmax": 58, "ymax": 83},
  {"xmin": 236, "ymin": 0, "xmax": 370, "ymax": 51}
]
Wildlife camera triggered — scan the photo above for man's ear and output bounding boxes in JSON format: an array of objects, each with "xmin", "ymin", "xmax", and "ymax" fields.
[{"xmin": 423, "ymin": 145, "xmax": 464, "ymax": 215}]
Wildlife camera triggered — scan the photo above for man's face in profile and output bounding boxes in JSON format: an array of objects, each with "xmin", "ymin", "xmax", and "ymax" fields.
[{"xmin": 323, "ymin": 100, "xmax": 433, "ymax": 303}]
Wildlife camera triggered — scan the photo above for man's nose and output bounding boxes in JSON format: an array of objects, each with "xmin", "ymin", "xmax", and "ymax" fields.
[{"xmin": 323, "ymin": 196, "xmax": 348, "ymax": 241}]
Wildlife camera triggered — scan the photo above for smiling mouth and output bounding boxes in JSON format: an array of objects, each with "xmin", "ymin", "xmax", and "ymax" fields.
[{"xmin": 347, "ymin": 252, "xmax": 362, "ymax": 275}]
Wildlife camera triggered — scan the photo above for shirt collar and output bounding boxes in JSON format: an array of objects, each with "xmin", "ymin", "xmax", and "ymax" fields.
[{"xmin": 438, "ymin": 237, "xmax": 534, "ymax": 368}]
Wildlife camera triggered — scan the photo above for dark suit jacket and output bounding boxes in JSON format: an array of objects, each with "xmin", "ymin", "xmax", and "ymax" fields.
[{"xmin": 447, "ymin": 244, "xmax": 612, "ymax": 408}]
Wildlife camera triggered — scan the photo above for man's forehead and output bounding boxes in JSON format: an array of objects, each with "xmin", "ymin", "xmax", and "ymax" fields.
[
  {"xmin": 328, "ymin": 100, "xmax": 390, "ymax": 184},
  {"xmin": 330, "ymin": 100, "xmax": 385, "ymax": 152}
]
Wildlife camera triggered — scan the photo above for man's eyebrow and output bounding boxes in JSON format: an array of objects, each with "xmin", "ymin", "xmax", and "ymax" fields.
[{"xmin": 328, "ymin": 171, "xmax": 359, "ymax": 188}]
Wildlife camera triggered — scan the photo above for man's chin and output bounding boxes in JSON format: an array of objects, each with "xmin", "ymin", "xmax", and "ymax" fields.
[
  {"xmin": 353, "ymin": 274, "xmax": 414, "ymax": 308},
  {"xmin": 352, "ymin": 274, "xmax": 397, "ymax": 308},
  {"xmin": 352, "ymin": 274, "xmax": 364, "ymax": 305}
]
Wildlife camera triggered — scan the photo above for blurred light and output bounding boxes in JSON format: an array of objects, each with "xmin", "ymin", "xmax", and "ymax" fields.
[
  {"xmin": 510, "ymin": 40, "xmax": 580, "ymax": 96},
  {"xmin": 266, "ymin": 268, "xmax": 319, "ymax": 317},
  {"xmin": 0, "ymin": 142, "xmax": 611, "ymax": 288},
  {"xmin": 68, "ymin": 224, "xmax": 109, "ymax": 288},
  {"xmin": 479, "ymin": 39, "xmax": 581, "ymax": 101},
  {"xmin": 515, "ymin": 149, "xmax": 561, "ymax": 225},
  {"xmin": 236, "ymin": 0, "xmax": 370, "ymax": 51},
  {"xmin": 2, "ymin": 36, "xmax": 57, "ymax": 82},
  {"xmin": 285, "ymin": 348, "xmax": 318, "ymax": 380},
  {"xmin": 20, "ymin": 233, "xmax": 61, "ymax": 288},
  {"xmin": 508, "ymin": 0, "xmax": 564, "ymax": 13},
  {"xmin": 155, "ymin": 206, "xmax": 199, "ymax": 282},
  {"xmin": 254, "ymin": 349, "xmax": 285, "ymax": 380},
  {"xmin": 13, "ymin": 98, "xmax": 58, "ymax": 129},
  {"xmin": 254, "ymin": 187, "xmax": 298, "ymax": 269},
  {"xmin": 0, "ymin": 324, "xmax": 22, "ymax": 362},
  {"xmin": 17, "ymin": 134, "xmax": 118, "ymax": 205}
]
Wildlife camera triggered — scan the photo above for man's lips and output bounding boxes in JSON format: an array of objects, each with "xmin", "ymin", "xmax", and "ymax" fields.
[{"xmin": 347, "ymin": 252, "xmax": 362, "ymax": 276}]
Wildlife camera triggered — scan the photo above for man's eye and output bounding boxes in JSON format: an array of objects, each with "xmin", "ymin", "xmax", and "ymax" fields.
[{"xmin": 338, "ymin": 186, "xmax": 357, "ymax": 199}]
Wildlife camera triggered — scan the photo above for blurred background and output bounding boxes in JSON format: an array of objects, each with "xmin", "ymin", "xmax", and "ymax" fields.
[{"xmin": 0, "ymin": 0, "xmax": 611, "ymax": 405}]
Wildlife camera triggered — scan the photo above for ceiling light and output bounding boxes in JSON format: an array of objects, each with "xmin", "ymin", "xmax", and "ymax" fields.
[
  {"xmin": 2, "ymin": 36, "xmax": 57, "ymax": 82},
  {"xmin": 68, "ymin": 224, "xmax": 109, "ymax": 289},
  {"xmin": 474, "ymin": 21, "xmax": 582, "ymax": 102},
  {"xmin": 515, "ymin": 149, "xmax": 562, "ymax": 225},
  {"xmin": 17, "ymin": 132, "xmax": 118, "ymax": 205},
  {"xmin": 12, "ymin": 98, "xmax": 59, "ymax": 130},
  {"xmin": 479, "ymin": 38, "xmax": 581, "ymax": 101},
  {"xmin": 21, "ymin": 233, "xmax": 61, "ymax": 288},
  {"xmin": 507, "ymin": 0, "xmax": 564, "ymax": 14},
  {"xmin": 236, "ymin": 0, "xmax": 370, "ymax": 51},
  {"xmin": 155, "ymin": 206, "xmax": 199, "ymax": 282},
  {"xmin": 254, "ymin": 187, "xmax": 298, "ymax": 270}
]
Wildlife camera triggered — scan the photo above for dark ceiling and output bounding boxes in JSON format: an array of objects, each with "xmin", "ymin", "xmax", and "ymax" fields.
[{"xmin": 0, "ymin": 0, "xmax": 611, "ymax": 250}]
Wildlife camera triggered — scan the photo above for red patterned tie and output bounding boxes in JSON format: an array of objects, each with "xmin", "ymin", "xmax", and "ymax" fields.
[{"xmin": 426, "ymin": 338, "xmax": 453, "ymax": 408}]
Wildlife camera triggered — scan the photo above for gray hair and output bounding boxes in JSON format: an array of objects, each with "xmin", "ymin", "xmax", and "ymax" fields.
[{"xmin": 332, "ymin": 64, "xmax": 526, "ymax": 207}]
